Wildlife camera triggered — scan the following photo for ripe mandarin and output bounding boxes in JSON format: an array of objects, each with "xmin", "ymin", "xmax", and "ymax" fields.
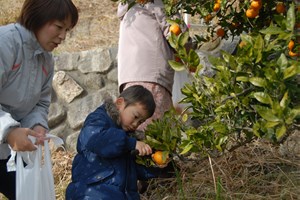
[
  {"xmin": 246, "ymin": 8, "xmax": 259, "ymax": 18},
  {"xmin": 152, "ymin": 151, "xmax": 168, "ymax": 166},
  {"xmin": 216, "ymin": 28, "xmax": 225, "ymax": 37},
  {"xmin": 169, "ymin": 23, "xmax": 181, "ymax": 36}
]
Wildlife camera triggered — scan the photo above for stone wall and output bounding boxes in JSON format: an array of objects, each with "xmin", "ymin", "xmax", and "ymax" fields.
[{"xmin": 48, "ymin": 46, "xmax": 119, "ymax": 152}]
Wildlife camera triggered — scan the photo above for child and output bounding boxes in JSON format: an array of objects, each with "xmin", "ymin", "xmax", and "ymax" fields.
[
  {"xmin": 0, "ymin": 0, "xmax": 78, "ymax": 199},
  {"xmin": 66, "ymin": 85, "xmax": 158, "ymax": 200}
]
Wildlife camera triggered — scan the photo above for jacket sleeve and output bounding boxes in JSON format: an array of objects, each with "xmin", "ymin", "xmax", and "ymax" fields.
[
  {"xmin": 0, "ymin": 106, "xmax": 20, "ymax": 144},
  {"xmin": 0, "ymin": 32, "xmax": 21, "ymax": 143},
  {"xmin": 78, "ymin": 108, "xmax": 137, "ymax": 158},
  {"xmin": 20, "ymin": 58, "xmax": 54, "ymax": 130}
]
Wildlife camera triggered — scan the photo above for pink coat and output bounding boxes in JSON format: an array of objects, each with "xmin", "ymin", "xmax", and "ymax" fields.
[{"xmin": 117, "ymin": 0, "xmax": 176, "ymax": 94}]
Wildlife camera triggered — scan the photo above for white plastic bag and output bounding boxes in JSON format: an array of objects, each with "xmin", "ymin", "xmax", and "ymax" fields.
[{"xmin": 16, "ymin": 139, "xmax": 56, "ymax": 200}]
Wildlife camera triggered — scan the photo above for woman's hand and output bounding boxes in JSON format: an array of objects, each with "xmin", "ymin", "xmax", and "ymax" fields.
[
  {"xmin": 32, "ymin": 125, "xmax": 48, "ymax": 145},
  {"xmin": 7, "ymin": 127, "xmax": 46, "ymax": 151}
]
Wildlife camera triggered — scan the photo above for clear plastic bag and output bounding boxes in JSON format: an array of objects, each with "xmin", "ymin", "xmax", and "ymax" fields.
[{"xmin": 16, "ymin": 140, "xmax": 56, "ymax": 200}]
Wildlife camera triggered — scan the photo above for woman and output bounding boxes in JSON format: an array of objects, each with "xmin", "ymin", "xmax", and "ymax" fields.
[{"xmin": 0, "ymin": 0, "xmax": 78, "ymax": 199}]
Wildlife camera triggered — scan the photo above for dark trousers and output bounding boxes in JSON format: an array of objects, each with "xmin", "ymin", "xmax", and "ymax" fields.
[{"xmin": 0, "ymin": 158, "xmax": 16, "ymax": 200}]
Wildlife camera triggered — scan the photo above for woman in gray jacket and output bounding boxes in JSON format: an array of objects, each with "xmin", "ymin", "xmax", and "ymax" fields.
[{"xmin": 0, "ymin": 0, "xmax": 78, "ymax": 199}]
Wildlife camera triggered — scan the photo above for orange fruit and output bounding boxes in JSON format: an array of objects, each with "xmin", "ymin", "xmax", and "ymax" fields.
[
  {"xmin": 288, "ymin": 40, "xmax": 294, "ymax": 51},
  {"xmin": 250, "ymin": 0, "xmax": 262, "ymax": 10},
  {"xmin": 169, "ymin": 23, "xmax": 181, "ymax": 36},
  {"xmin": 239, "ymin": 41, "xmax": 247, "ymax": 48},
  {"xmin": 289, "ymin": 51, "xmax": 298, "ymax": 57},
  {"xmin": 276, "ymin": 2, "xmax": 285, "ymax": 14},
  {"xmin": 246, "ymin": 8, "xmax": 259, "ymax": 18},
  {"xmin": 204, "ymin": 14, "xmax": 213, "ymax": 23},
  {"xmin": 216, "ymin": 28, "xmax": 225, "ymax": 37},
  {"xmin": 213, "ymin": 3, "xmax": 221, "ymax": 12},
  {"xmin": 152, "ymin": 151, "xmax": 168, "ymax": 166}
]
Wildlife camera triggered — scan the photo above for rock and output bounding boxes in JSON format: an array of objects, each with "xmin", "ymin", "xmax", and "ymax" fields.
[{"xmin": 52, "ymin": 71, "xmax": 84, "ymax": 103}]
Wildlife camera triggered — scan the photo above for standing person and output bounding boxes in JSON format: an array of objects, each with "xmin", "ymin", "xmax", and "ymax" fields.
[
  {"xmin": 0, "ymin": 0, "xmax": 78, "ymax": 199},
  {"xmin": 117, "ymin": 0, "xmax": 190, "ymax": 135},
  {"xmin": 66, "ymin": 85, "xmax": 158, "ymax": 200}
]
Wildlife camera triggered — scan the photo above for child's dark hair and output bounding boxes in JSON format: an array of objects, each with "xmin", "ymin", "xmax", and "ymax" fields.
[
  {"xmin": 119, "ymin": 85, "xmax": 156, "ymax": 118},
  {"xmin": 18, "ymin": 0, "xmax": 78, "ymax": 34}
]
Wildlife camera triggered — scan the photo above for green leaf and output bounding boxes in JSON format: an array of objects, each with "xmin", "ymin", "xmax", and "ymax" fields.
[
  {"xmin": 253, "ymin": 92, "xmax": 272, "ymax": 105},
  {"xmin": 254, "ymin": 35, "xmax": 263, "ymax": 63},
  {"xmin": 277, "ymin": 53, "xmax": 288, "ymax": 71},
  {"xmin": 178, "ymin": 32, "xmax": 189, "ymax": 47},
  {"xmin": 249, "ymin": 77, "xmax": 267, "ymax": 88},
  {"xmin": 168, "ymin": 60, "xmax": 185, "ymax": 71},
  {"xmin": 285, "ymin": 108, "xmax": 300, "ymax": 124},
  {"xmin": 168, "ymin": 33, "xmax": 178, "ymax": 49},
  {"xmin": 182, "ymin": 113, "xmax": 188, "ymax": 122},
  {"xmin": 283, "ymin": 64, "xmax": 298, "ymax": 80},
  {"xmin": 265, "ymin": 121, "xmax": 280, "ymax": 128},
  {"xmin": 188, "ymin": 49, "xmax": 200, "ymax": 67},
  {"xmin": 236, "ymin": 76, "xmax": 249, "ymax": 82},
  {"xmin": 180, "ymin": 143, "xmax": 193, "ymax": 155},
  {"xmin": 211, "ymin": 122, "xmax": 228, "ymax": 134},
  {"xmin": 279, "ymin": 91, "xmax": 289, "ymax": 108},
  {"xmin": 253, "ymin": 105, "xmax": 281, "ymax": 122},
  {"xmin": 260, "ymin": 26, "xmax": 283, "ymax": 35},
  {"xmin": 275, "ymin": 125, "xmax": 286, "ymax": 140},
  {"xmin": 240, "ymin": 34, "xmax": 253, "ymax": 46},
  {"xmin": 286, "ymin": 3, "xmax": 295, "ymax": 31}
]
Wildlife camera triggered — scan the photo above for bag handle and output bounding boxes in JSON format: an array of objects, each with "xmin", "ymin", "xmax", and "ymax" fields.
[{"xmin": 7, "ymin": 133, "xmax": 64, "ymax": 172}]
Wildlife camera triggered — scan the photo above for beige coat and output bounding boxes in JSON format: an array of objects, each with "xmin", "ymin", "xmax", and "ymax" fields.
[{"xmin": 117, "ymin": 0, "xmax": 176, "ymax": 94}]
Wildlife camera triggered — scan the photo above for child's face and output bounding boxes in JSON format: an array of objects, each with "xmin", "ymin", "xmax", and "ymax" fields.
[
  {"xmin": 116, "ymin": 98, "xmax": 148, "ymax": 132},
  {"xmin": 36, "ymin": 17, "xmax": 72, "ymax": 51}
]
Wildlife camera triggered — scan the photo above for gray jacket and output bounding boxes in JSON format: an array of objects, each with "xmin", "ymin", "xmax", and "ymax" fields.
[{"xmin": 0, "ymin": 23, "xmax": 54, "ymax": 159}]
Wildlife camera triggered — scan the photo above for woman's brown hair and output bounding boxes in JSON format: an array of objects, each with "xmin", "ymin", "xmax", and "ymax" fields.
[{"xmin": 18, "ymin": 0, "xmax": 78, "ymax": 34}]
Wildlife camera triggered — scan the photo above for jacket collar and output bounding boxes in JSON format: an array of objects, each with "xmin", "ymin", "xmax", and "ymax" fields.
[
  {"xmin": 104, "ymin": 96, "xmax": 121, "ymax": 127},
  {"xmin": 14, "ymin": 23, "xmax": 46, "ymax": 55}
]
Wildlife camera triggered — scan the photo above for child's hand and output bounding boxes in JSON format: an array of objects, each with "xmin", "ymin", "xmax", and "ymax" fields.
[{"xmin": 135, "ymin": 141, "xmax": 152, "ymax": 156}]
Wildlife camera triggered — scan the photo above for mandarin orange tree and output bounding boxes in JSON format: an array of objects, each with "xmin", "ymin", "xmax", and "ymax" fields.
[
  {"xmin": 111, "ymin": 0, "xmax": 299, "ymax": 158},
  {"xmin": 167, "ymin": 1, "xmax": 299, "ymax": 156}
]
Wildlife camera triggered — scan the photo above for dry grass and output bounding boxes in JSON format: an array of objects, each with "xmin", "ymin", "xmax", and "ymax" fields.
[{"xmin": 49, "ymin": 139, "xmax": 300, "ymax": 200}]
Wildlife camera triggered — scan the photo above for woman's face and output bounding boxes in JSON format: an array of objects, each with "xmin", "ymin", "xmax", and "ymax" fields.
[{"xmin": 35, "ymin": 17, "xmax": 72, "ymax": 51}]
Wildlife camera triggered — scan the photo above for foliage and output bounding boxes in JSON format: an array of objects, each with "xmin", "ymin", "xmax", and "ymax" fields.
[
  {"xmin": 161, "ymin": 0, "xmax": 296, "ymax": 45},
  {"xmin": 169, "ymin": 2, "xmax": 300, "ymax": 155},
  {"xmin": 111, "ymin": 0, "xmax": 299, "ymax": 157},
  {"xmin": 136, "ymin": 109, "xmax": 184, "ymax": 166}
]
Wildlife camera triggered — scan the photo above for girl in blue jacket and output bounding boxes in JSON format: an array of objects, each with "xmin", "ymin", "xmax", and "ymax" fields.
[{"xmin": 66, "ymin": 85, "xmax": 158, "ymax": 200}]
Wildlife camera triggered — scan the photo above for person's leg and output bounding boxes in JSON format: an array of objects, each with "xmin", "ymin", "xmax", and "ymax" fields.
[{"xmin": 0, "ymin": 158, "xmax": 16, "ymax": 200}]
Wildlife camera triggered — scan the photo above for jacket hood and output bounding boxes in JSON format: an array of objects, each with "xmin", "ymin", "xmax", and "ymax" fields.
[{"xmin": 104, "ymin": 96, "xmax": 121, "ymax": 127}]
